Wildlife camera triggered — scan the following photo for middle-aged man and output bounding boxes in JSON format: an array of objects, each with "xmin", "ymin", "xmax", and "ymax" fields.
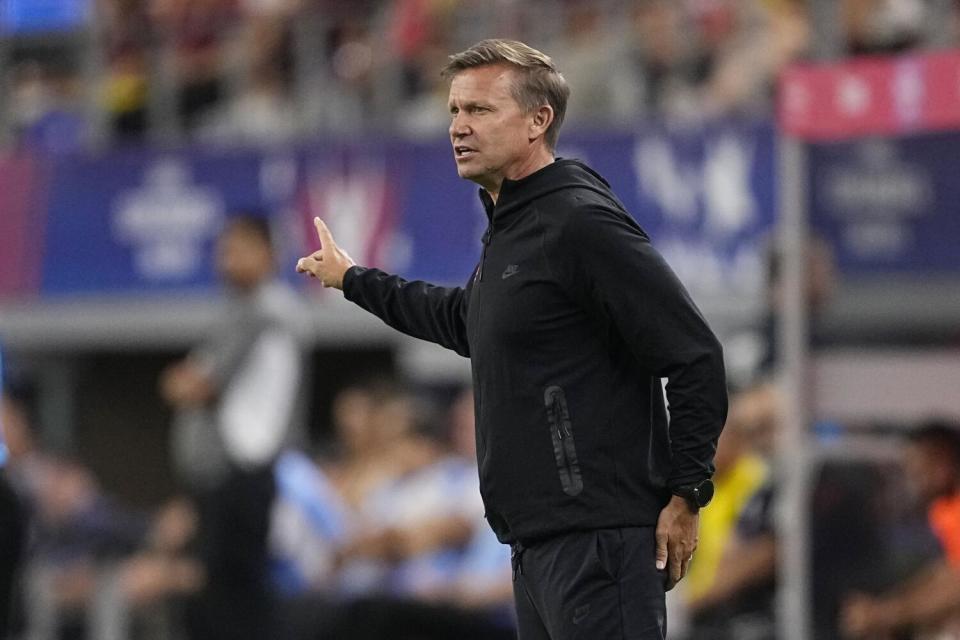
[{"xmin": 297, "ymin": 39, "xmax": 727, "ymax": 640}]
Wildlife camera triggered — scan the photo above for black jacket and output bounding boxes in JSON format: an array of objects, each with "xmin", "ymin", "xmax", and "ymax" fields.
[{"xmin": 343, "ymin": 159, "xmax": 727, "ymax": 544}]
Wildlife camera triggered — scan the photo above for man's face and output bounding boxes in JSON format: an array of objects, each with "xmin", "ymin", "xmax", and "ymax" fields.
[
  {"xmin": 215, "ymin": 225, "xmax": 273, "ymax": 291},
  {"xmin": 448, "ymin": 64, "xmax": 537, "ymax": 193},
  {"xmin": 904, "ymin": 442, "xmax": 957, "ymax": 504}
]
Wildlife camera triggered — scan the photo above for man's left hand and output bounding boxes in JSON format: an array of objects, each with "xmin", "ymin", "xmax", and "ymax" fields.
[
  {"xmin": 159, "ymin": 362, "xmax": 215, "ymax": 409},
  {"xmin": 655, "ymin": 494, "xmax": 699, "ymax": 591}
]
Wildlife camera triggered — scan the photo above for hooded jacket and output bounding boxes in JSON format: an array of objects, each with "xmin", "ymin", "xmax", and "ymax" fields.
[{"xmin": 343, "ymin": 159, "xmax": 727, "ymax": 544}]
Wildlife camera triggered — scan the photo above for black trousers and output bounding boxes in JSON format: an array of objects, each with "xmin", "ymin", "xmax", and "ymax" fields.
[
  {"xmin": 0, "ymin": 473, "xmax": 25, "ymax": 640},
  {"xmin": 512, "ymin": 527, "xmax": 667, "ymax": 640},
  {"xmin": 187, "ymin": 465, "xmax": 276, "ymax": 640},
  {"xmin": 309, "ymin": 596, "xmax": 515, "ymax": 640}
]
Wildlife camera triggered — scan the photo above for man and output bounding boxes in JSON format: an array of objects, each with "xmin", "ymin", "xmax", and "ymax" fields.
[
  {"xmin": 297, "ymin": 39, "xmax": 727, "ymax": 639},
  {"xmin": 842, "ymin": 421, "xmax": 960, "ymax": 638},
  {"xmin": 161, "ymin": 214, "xmax": 306, "ymax": 640}
]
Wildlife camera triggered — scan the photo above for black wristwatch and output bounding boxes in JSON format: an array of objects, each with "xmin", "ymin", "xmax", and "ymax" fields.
[{"xmin": 672, "ymin": 478, "xmax": 715, "ymax": 512}]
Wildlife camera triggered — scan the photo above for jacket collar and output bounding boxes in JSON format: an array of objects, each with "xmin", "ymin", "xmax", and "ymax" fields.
[{"xmin": 477, "ymin": 158, "xmax": 614, "ymax": 224}]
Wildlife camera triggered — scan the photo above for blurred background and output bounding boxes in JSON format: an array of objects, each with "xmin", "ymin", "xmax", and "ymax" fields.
[{"xmin": 2, "ymin": 0, "xmax": 960, "ymax": 639}]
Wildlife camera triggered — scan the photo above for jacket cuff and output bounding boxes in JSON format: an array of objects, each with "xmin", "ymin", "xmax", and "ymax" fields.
[
  {"xmin": 667, "ymin": 469, "xmax": 713, "ymax": 492},
  {"xmin": 342, "ymin": 265, "xmax": 367, "ymax": 299}
]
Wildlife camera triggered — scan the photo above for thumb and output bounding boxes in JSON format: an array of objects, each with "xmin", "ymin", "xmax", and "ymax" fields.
[{"xmin": 655, "ymin": 529, "xmax": 668, "ymax": 570}]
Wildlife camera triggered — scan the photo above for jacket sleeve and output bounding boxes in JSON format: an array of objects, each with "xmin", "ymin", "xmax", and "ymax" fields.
[
  {"xmin": 342, "ymin": 265, "xmax": 471, "ymax": 357},
  {"xmin": 556, "ymin": 205, "xmax": 727, "ymax": 489}
]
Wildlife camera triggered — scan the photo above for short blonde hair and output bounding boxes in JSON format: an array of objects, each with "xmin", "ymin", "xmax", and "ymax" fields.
[{"xmin": 442, "ymin": 39, "xmax": 570, "ymax": 150}]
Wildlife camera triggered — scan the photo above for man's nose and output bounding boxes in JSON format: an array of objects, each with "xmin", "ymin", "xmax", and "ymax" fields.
[{"xmin": 450, "ymin": 115, "xmax": 470, "ymax": 138}]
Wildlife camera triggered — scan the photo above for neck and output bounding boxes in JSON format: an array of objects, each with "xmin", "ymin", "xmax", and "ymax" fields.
[{"xmin": 485, "ymin": 147, "xmax": 555, "ymax": 203}]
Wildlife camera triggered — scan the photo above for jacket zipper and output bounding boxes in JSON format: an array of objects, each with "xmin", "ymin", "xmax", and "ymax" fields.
[
  {"xmin": 545, "ymin": 386, "xmax": 583, "ymax": 496},
  {"xmin": 472, "ymin": 225, "xmax": 492, "ymax": 473},
  {"xmin": 477, "ymin": 226, "xmax": 492, "ymax": 282}
]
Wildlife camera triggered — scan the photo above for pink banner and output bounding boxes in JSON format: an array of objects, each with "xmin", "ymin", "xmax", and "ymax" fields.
[
  {"xmin": 779, "ymin": 50, "xmax": 960, "ymax": 141},
  {"xmin": 0, "ymin": 153, "xmax": 45, "ymax": 298}
]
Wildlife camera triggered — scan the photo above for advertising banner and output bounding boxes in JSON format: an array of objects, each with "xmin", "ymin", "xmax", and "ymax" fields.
[
  {"xmin": 808, "ymin": 133, "xmax": 960, "ymax": 274},
  {"xmin": 4, "ymin": 122, "xmax": 777, "ymax": 300},
  {"xmin": 780, "ymin": 49, "xmax": 960, "ymax": 141}
]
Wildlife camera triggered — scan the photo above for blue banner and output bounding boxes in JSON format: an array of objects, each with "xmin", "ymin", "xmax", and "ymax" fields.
[
  {"xmin": 0, "ymin": 0, "xmax": 88, "ymax": 33},
  {"xmin": 808, "ymin": 133, "xmax": 960, "ymax": 274},
  {"xmin": 34, "ymin": 122, "xmax": 776, "ymax": 298}
]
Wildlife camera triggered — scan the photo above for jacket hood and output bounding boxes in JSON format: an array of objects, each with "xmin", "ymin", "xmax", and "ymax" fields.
[{"xmin": 478, "ymin": 159, "xmax": 626, "ymax": 223}]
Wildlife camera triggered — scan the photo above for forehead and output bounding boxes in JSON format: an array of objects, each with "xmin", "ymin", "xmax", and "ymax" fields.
[
  {"xmin": 448, "ymin": 64, "xmax": 518, "ymax": 105},
  {"xmin": 220, "ymin": 224, "xmax": 269, "ymax": 249},
  {"xmin": 907, "ymin": 439, "xmax": 951, "ymax": 464}
]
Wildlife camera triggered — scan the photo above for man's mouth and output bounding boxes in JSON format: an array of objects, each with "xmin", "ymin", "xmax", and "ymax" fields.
[{"xmin": 455, "ymin": 145, "xmax": 477, "ymax": 160}]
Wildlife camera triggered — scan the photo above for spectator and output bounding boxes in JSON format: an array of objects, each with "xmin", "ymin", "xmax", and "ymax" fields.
[
  {"xmin": 324, "ymin": 381, "xmax": 429, "ymax": 514},
  {"xmin": 100, "ymin": 0, "xmax": 152, "ymax": 140},
  {"xmin": 8, "ymin": 61, "xmax": 86, "ymax": 154},
  {"xmin": 552, "ymin": 5, "xmax": 640, "ymax": 127},
  {"xmin": 685, "ymin": 382, "xmax": 782, "ymax": 640},
  {"xmin": 844, "ymin": 0, "xmax": 928, "ymax": 55},
  {"xmin": 269, "ymin": 448, "xmax": 352, "ymax": 597},
  {"xmin": 322, "ymin": 387, "xmax": 514, "ymax": 640},
  {"xmin": 701, "ymin": 0, "xmax": 810, "ymax": 117},
  {"xmin": 842, "ymin": 420, "xmax": 960, "ymax": 638},
  {"xmin": 161, "ymin": 213, "xmax": 307, "ymax": 640},
  {"xmin": 149, "ymin": 0, "xmax": 238, "ymax": 131},
  {"xmin": 3, "ymin": 378, "xmax": 206, "ymax": 639},
  {"xmin": 684, "ymin": 388, "xmax": 770, "ymax": 618},
  {"xmin": 198, "ymin": 62, "xmax": 300, "ymax": 145},
  {"xmin": 628, "ymin": 0, "xmax": 704, "ymax": 120}
]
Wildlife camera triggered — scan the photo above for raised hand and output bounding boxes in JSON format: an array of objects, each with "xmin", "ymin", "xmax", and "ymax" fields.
[{"xmin": 295, "ymin": 217, "xmax": 356, "ymax": 290}]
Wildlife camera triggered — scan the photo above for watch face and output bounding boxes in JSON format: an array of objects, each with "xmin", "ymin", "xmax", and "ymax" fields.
[{"xmin": 696, "ymin": 479, "xmax": 715, "ymax": 507}]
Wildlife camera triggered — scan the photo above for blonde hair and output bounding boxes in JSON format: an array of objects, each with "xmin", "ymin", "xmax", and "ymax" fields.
[{"xmin": 442, "ymin": 39, "xmax": 570, "ymax": 150}]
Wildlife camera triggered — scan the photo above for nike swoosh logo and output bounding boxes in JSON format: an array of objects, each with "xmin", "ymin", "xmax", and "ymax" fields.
[
  {"xmin": 573, "ymin": 604, "xmax": 591, "ymax": 625},
  {"xmin": 502, "ymin": 265, "xmax": 520, "ymax": 279}
]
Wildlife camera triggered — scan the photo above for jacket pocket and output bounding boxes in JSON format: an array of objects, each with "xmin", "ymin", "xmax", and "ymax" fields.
[{"xmin": 544, "ymin": 385, "xmax": 583, "ymax": 496}]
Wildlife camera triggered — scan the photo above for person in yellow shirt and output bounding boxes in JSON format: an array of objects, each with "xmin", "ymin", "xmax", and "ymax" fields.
[
  {"xmin": 683, "ymin": 383, "xmax": 781, "ymax": 640},
  {"xmin": 683, "ymin": 390, "xmax": 769, "ymax": 603}
]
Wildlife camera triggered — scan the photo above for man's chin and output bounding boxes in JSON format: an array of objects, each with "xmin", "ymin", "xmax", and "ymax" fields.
[
  {"xmin": 456, "ymin": 165, "xmax": 481, "ymax": 181},
  {"xmin": 454, "ymin": 163, "xmax": 497, "ymax": 191}
]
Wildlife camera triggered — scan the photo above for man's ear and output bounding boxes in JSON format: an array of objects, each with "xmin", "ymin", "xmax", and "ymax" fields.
[{"xmin": 529, "ymin": 104, "xmax": 555, "ymax": 143}]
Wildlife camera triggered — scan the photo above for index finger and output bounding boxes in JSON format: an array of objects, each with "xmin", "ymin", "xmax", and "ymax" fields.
[{"xmin": 314, "ymin": 217, "xmax": 334, "ymax": 248}]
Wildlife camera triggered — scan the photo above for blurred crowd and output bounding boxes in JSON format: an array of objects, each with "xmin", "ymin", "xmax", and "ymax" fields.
[
  {"xmin": 1, "ymin": 376, "xmax": 518, "ymax": 640},
  {"xmin": 4, "ymin": 2, "xmax": 960, "ymax": 638},
  {"xmin": 4, "ymin": 0, "xmax": 959, "ymax": 152},
  {"xmin": 0, "ymin": 214, "xmax": 956, "ymax": 640},
  {"xmin": 9, "ymin": 361, "xmax": 959, "ymax": 639},
  {"xmin": 0, "ymin": 215, "xmax": 517, "ymax": 640}
]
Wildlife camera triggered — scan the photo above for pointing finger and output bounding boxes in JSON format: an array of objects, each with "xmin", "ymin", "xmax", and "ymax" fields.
[{"xmin": 314, "ymin": 217, "xmax": 334, "ymax": 248}]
